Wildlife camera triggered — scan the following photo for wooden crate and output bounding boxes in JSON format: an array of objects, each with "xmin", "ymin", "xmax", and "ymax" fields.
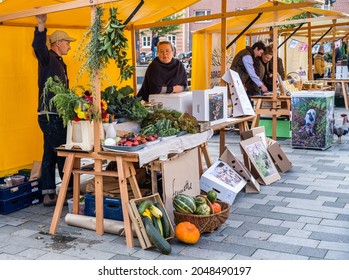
[
  {"xmin": 197, "ymin": 121, "xmax": 210, "ymax": 132},
  {"xmin": 127, "ymin": 193, "xmax": 175, "ymax": 249}
]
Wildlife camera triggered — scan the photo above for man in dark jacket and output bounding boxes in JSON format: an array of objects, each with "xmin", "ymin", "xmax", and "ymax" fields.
[
  {"xmin": 32, "ymin": 14, "xmax": 76, "ymax": 206},
  {"xmin": 230, "ymin": 41, "xmax": 268, "ymax": 99},
  {"xmin": 138, "ymin": 41, "xmax": 188, "ymax": 102}
]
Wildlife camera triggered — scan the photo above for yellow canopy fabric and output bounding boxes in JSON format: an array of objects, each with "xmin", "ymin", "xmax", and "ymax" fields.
[{"xmin": 0, "ymin": 0, "xmax": 199, "ymax": 176}]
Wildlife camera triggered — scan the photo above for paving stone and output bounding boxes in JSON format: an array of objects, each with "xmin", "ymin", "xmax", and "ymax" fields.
[
  {"xmin": 251, "ymin": 249, "xmax": 308, "ymax": 260},
  {"xmin": 268, "ymin": 234, "xmax": 319, "ymax": 248},
  {"xmin": 323, "ymin": 201, "xmax": 346, "ymax": 208},
  {"xmin": 298, "ymin": 246, "xmax": 328, "ymax": 259},
  {"xmin": 320, "ymin": 219, "xmax": 349, "ymax": 228},
  {"xmin": 235, "ymin": 208, "xmax": 299, "ymax": 222},
  {"xmin": 36, "ymin": 252, "xmax": 82, "ymax": 260},
  {"xmin": 304, "ymin": 223, "xmax": 349, "ymax": 236},
  {"xmin": 0, "ymin": 244, "xmax": 28, "ymax": 254},
  {"xmin": 277, "ymin": 192, "xmax": 318, "ymax": 200},
  {"xmin": 239, "ymin": 222, "xmax": 289, "ymax": 235},
  {"xmin": 17, "ymin": 248, "xmax": 48, "ymax": 259},
  {"xmin": 316, "ymin": 195, "xmax": 338, "ymax": 202},
  {"xmin": 309, "ymin": 231, "xmax": 349, "ymax": 243},
  {"xmin": 258, "ymin": 218, "xmax": 283, "ymax": 226},
  {"xmin": 324, "ymin": 250, "xmax": 349, "ymax": 260},
  {"xmin": 285, "ymin": 228, "xmax": 311, "ymax": 238},
  {"xmin": 318, "ymin": 240, "xmax": 349, "ymax": 252},
  {"xmin": 271, "ymin": 206, "xmax": 337, "ymax": 219},
  {"xmin": 281, "ymin": 221, "xmax": 306, "ymax": 230},
  {"xmin": 244, "ymin": 230, "xmax": 272, "ymax": 240},
  {"xmin": 13, "ymin": 229, "xmax": 40, "ymax": 237}
]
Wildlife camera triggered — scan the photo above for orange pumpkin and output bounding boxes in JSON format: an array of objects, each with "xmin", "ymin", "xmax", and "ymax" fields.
[
  {"xmin": 212, "ymin": 202, "xmax": 221, "ymax": 213},
  {"xmin": 175, "ymin": 222, "xmax": 200, "ymax": 244}
]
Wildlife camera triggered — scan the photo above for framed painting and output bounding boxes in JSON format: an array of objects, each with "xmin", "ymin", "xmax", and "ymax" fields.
[{"xmin": 240, "ymin": 136, "xmax": 281, "ymax": 185}]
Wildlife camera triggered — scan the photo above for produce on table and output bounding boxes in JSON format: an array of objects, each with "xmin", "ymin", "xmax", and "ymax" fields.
[{"xmin": 175, "ymin": 221, "xmax": 200, "ymax": 244}]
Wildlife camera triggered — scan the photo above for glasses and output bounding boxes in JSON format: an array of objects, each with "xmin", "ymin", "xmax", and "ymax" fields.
[{"xmin": 158, "ymin": 49, "xmax": 172, "ymax": 54}]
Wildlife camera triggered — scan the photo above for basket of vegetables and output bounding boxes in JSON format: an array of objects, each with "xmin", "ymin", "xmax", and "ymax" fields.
[{"xmin": 172, "ymin": 190, "xmax": 230, "ymax": 233}]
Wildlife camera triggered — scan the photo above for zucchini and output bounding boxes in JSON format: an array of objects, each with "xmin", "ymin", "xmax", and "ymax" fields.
[
  {"xmin": 155, "ymin": 202, "xmax": 171, "ymax": 238},
  {"xmin": 142, "ymin": 217, "xmax": 171, "ymax": 255},
  {"xmin": 152, "ymin": 215, "xmax": 163, "ymax": 236},
  {"xmin": 138, "ymin": 200, "xmax": 153, "ymax": 215}
]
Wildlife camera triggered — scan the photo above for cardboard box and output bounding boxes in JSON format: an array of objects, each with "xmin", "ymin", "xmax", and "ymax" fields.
[
  {"xmin": 192, "ymin": 86, "xmax": 228, "ymax": 125},
  {"xmin": 240, "ymin": 126, "xmax": 268, "ymax": 147},
  {"xmin": 266, "ymin": 138, "xmax": 292, "ymax": 173},
  {"xmin": 149, "ymin": 91, "xmax": 192, "ymax": 114},
  {"xmin": 127, "ymin": 193, "xmax": 175, "ymax": 249},
  {"xmin": 200, "ymin": 160, "xmax": 247, "ymax": 205},
  {"xmin": 161, "ymin": 148, "xmax": 200, "ymax": 224},
  {"xmin": 219, "ymin": 146, "xmax": 260, "ymax": 193}
]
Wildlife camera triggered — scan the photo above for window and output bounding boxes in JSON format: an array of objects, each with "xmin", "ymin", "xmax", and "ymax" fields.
[
  {"xmin": 194, "ymin": 10, "xmax": 212, "ymax": 23},
  {"xmin": 142, "ymin": 36, "xmax": 151, "ymax": 47},
  {"xmin": 167, "ymin": 35, "xmax": 176, "ymax": 47}
]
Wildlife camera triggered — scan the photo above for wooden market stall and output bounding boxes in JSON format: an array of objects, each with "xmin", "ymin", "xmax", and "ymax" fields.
[{"xmin": 190, "ymin": 0, "xmax": 348, "ymax": 139}]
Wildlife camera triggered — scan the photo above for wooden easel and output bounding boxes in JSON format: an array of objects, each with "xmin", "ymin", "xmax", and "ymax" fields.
[{"xmin": 250, "ymin": 95, "xmax": 291, "ymax": 140}]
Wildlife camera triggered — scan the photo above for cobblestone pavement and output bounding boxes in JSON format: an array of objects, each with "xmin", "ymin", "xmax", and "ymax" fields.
[{"xmin": 1, "ymin": 107, "xmax": 349, "ymax": 260}]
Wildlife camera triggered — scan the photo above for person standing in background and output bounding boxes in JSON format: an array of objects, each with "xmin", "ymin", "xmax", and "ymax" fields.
[
  {"xmin": 32, "ymin": 14, "xmax": 76, "ymax": 206},
  {"xmin": 230, "ymin": 41, "xmax": 268, "ymax": 99},
  {"xmin": 151, "ymin": 33, "xmax": 159, "ymax": 60},
  {"xmin": 265, "ymin": 44, "xmax": 285, "ymax": 91},
  {"xmin": 313, "ymin": 45, "xmax": 325, "ymax": 80}
]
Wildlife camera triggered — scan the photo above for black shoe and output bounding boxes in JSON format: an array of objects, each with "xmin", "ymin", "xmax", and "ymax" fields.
[{"xmin": 43, "ymin": 194, "xmax": 57, "ymax": 207}]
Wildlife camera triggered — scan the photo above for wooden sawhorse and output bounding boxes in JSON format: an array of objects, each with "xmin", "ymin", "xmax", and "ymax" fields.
[{"xmin": 50, "ymin": 148, "xmax": 141, "ymax": 248}]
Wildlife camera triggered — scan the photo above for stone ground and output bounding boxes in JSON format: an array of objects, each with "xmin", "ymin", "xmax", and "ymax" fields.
[{"xmin": 1, "ymin": 107, "xmax": 349, "ymax": 260}]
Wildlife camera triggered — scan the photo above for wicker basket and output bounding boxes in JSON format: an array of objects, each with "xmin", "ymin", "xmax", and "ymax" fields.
[{"xmin": 173, "ymin": 200, "xmax": 230, "ymax": 233}]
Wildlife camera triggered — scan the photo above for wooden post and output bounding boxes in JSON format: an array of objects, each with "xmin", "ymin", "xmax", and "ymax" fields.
[
  {"xmin": 332, "ymin": 19, "xmax": 337, "ymax": 80},
  {"xmin": 307, "ymin": 12, "xmax": 312, "ymax": 80},
  {"xmin": 220, "ymin": 0, "xmax": 227, "ymax": 86}
]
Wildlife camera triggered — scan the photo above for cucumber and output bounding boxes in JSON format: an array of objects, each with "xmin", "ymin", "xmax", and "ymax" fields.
[
  {"xmin": 142, "ymin": 217, "xmax": 171, "ymax": 255},
  {"xmin": 137, "ymin": 200, "xmax": 154, "ymax": 215},
  {"xmin": 155, "ymin": 202, "xmax": 171, "ymax": 238}
]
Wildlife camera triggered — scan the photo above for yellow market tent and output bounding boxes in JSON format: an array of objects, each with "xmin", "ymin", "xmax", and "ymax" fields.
[
  {"xmin": 0, "ymin": 0, "xmax": 200, "ymax": 176},
  {"xmin": 191, "ymin": 0, "xmax": 348, "ymax": 90}
]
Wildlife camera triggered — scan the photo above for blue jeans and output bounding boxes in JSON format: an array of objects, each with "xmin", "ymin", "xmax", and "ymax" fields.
[{"xmin": 38, "ymin": 114, "xmax": 72, "ymax": 195}]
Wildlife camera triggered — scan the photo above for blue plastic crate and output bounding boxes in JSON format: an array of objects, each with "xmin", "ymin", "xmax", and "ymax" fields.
[
  {"xmin": 84, "ymin": 194, "xmax": 123, "ymax": 221},
  {"xmin": 0, "ymin": 176, "xmax": 40, "ymax": 201}
]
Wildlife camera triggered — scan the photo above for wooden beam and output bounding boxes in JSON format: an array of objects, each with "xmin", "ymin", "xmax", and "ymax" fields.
[
  {"xmin": 134, "ymin": 1, "xmax": 315, "ymax": 30},
  {"xmin": 0, "ymin": 0, "xmax": 122, "ymax": 22},
  {"xmin": 220, "ymin": 0, "xmax": 227, "ymax": 86}
]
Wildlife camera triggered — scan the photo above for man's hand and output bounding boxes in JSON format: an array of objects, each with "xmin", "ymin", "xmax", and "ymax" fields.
[
  {"xmin": 173, "ymin": 85, "xmax": 184, "ymax": 93},
  {"xmin": 35, "ymin": 14, "xmax": 47, "ymax": 32},
  {"xmin": 260, "ymin": 84, "xmax": 268, "ymax": 93}
]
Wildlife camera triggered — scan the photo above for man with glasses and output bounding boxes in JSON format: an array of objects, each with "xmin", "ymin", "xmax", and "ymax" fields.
[
  {"xmin": 138, "ymin": 41, "xmax": 188, "ymax": 102},
  {"xmin": 32, "ymin": 14, "xmax": 76, "ymax": 206}
]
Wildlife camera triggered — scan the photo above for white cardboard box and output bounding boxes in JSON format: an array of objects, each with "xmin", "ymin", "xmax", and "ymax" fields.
[
  {"xmin": 192, "ymin": 86, "xmax": 228, "ymax": 125},
  {"xmin": 149, "ymin": 91, "xmax": 192, "ymax": 114},
  {"xmin": 200, "ymin": 160, "xmax": 246, "ymax": 205}
]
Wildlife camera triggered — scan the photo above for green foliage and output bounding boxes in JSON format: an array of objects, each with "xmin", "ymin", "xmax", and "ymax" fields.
[
  {"xmin": 76, "ymin": 6, "xmax": 134, "ymax": 84},
  {"xmin": 43, "ymin": 76, "xmax": 100, "ymax": 127},
  {"xmin": 101, "ymin": 85, "xmax": 148, "ymax": 121},
  {"xmin": 142, "ymin": 14, "xmax": 183, "ymax": 37}
]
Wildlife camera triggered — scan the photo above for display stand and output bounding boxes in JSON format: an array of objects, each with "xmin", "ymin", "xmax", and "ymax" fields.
[
  {"xmin": 250, "ymin": 96, "xmax": 291, "ymax": 140},
  {"xmin": 50, "ymin": 130, "xmax": 213, "ymax": 248},
  {"xmin": 317, "ymin": 78, "xmax": 349, "ymax": 110},
  {"xmin": 50, "ymin": 148, "xmax": 141, "ymax": 248}
]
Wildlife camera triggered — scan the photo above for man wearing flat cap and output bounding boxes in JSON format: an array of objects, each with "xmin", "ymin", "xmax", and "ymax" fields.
[{"xmin": 32, "ymin": 14, "xmax": 76, "ymax": 206}]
